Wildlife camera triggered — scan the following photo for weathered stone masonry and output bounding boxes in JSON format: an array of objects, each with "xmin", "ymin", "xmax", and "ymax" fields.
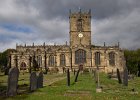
[{"xmin": 10, "ymin": 9, "xmax": 125, "ymax": 73}]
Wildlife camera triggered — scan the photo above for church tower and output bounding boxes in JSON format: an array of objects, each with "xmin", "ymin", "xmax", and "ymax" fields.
[{"xmin": 69, "ymin": 9, "xmax": 91, "ymax": 47}]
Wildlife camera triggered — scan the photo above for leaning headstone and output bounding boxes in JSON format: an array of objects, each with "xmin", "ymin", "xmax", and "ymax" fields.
[
  {"xmin": 37, "ymin": 72, "xmax": 43, "ymax": 88},
  {"xmin": 117, "ymin": 68, "xmax": 122, "ymax": 84},
  {"xmin": 138, "ymin": 63, "xmax": 140, "ymax": 77},
  {"xmin": 123, "ymin": 67, "xmax": 128, "ymax": 86},
  {"xmin": 74, "ymin": 69, "xmax": 80, "ymax": 82},
  {"xmin": 7, "ymin": 67, "xmax": 19, "ymax": 96},
  {"xmin": 29, "ymin": 56, "xmax": 32, "ymax": 73},
  {"xmin": 74, "ymin": 69, "xmax": 76, "ymax": 75},
  {"xmin": 67, "ymin": 68, "xmax": 70, "ymax": 86},
  {"xmin": 30, "ymin": 72, "xmax": 37, "ymax": 91}
]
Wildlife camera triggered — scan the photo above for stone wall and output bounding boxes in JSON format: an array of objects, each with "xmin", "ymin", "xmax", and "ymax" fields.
[
  {"xmin": 10, "ymin": 44, "xmax": 125, "ymax": 73},
  {"xmin": 9, "ymin": 10, "xmax": 125, "ymax": 73}
]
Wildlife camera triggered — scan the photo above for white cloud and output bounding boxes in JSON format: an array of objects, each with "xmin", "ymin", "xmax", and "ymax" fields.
[
  {"xmin": 0, "ymin": 0, "xmax": 140, "ymax": 51},
  {"xmin": 92, "ymin": 8, "xmax": 140, "ymax": 49}
]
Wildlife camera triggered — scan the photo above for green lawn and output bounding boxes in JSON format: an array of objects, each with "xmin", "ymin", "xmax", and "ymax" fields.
[{"xmin": 1, "ymin": 72, "xmax": 140, "ymax": 100}]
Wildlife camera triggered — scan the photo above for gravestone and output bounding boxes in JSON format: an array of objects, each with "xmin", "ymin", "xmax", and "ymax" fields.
[
  {"xmin": 138, "ymin": 62, "xmax": 140, "ymax": 77},
  {"xmin": 7, "ymin": 67, "xmax": 19, "ymax": 96},
  {"xmin": 63, "ymin": 67, "xmax": 65, "ymax": 73},
  {"xmin": 74, "ymin": 69, "xmax": 76, "ymax": 75},
  {"xmin": 74, "ymin": 69, "xmax": 80, "ymax": 82},
  {"xmin": 123, "ymin": 67, "xmax": 128, "ymax": 86},
  {"xmin": 67, "ymin": 68, "xmax": 70, "ymax": 86},
  {"xmin": 37, "ymin": 72, "xmax": 43, "ymax": 88},
  {"xmin": 96, "ymin": 69, "xmax": 99, "ymax": 87},
  {"xmin": 117, "ymin": 68, "xmax": 122, "ymax": 84},
  {"xmin": 94, "ymin": 70, "xmax": 97, "ymax": 83},
  {"xmin": 29, "ymin": 56, "xmax": 32, "ymax": 73},
  {"xmin": 30, "ymin": 72, "xmax": 37, "ymax": 91}
]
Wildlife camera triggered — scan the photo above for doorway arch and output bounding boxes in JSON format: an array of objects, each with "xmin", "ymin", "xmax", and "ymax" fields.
[{"xmin": 20, "ymin": 62, "xmax": 27, "ymax": 70}]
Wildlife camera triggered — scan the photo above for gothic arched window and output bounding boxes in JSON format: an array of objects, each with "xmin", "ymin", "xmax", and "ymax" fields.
[
  {"xmin": 60, "ymin": 54, "xmax": 66, "ymax": 66},
  {"xmin": 75, "ymin": 49, "xmax": 86, "ymax": 64},
  {"xmin": 48, "ymin": 55, "xmax": 55, "ymax": 66},
  {"xmin": 109, "ymin": 52, "xmax": 115, "ymax": 66},
  {"xmin": 77, "ymin": 18, "xmax": 83, "ymax": 32},
  {"xmin": 95, "ymin": 52, "xmax": 101, "ymax": 66}
]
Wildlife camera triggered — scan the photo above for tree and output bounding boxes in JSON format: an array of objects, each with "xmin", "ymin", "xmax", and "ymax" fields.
[
  {"xmin": 124, "ymin": 49, "xmax": 140, "ymax": 74},
  {"xmin": 0, "ymin": 49, "xmax": 15, "ymax": 74}
]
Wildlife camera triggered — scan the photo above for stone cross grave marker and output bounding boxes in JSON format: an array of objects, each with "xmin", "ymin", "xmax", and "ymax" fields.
[
  {"xmin": 30, "ymin": 72, "xmax": 37, "ymax": 91},
  {"xmin": 7, "ymin": 67, "xmax": 19, "ymax": 96},
  {"xmin": 37, "ymin": 72, "xmax": 43, "ymax": 88}
]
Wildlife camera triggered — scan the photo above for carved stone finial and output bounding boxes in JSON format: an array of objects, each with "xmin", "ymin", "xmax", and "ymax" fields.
[
  {"xmin": 104, "ymin": 42, "xmax": 106, "ymax": 46},
  {"xmin": 118, "ymin": 42, "xmax": 120, "ymax": 47},
  {"xmin": 89, "ymin": 9, "xmax": 91, "ymax": 14},
  {"xmin": 79, "ymin": 7, "xmax": 81, "ymax": 13},
  {"xmin": 43, "ymin": 42, "xmax": 45, "ymax": 46}
]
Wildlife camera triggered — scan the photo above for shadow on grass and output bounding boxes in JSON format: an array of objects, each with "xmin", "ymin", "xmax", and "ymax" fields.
[
  {"xmin": 0, "ymin": 74, "xmax": 7, "ymax": 77},
  {"xmin": 0, "ymin": 83, "xmax": 31, "ymax": 100},
  {"xmin": 0, "ymin": 85, "xmax": 7, "ymax": 99}
]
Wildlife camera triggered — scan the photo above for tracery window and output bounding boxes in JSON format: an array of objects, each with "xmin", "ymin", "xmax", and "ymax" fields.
[
  {"xmin": 95, "ymin": 52, "xmax": 101, "ymax": 66},
  {"xmin": 77, "ymin": 18, "xmax": 83, "ymax": 32},
  {"xmin": 75, "ymin": 49, "xmax": 86, "ymax": 64},
  {"xmin": 109, "ymin": 52, "xmax": 115, "ymax": 66},
  {"xmin": 60, "ymin": 54, "xmax": 66, "ymax": 66},
  {"xmin": 48, "ymin": 55, "xmax": 55, "ymax": 66}
]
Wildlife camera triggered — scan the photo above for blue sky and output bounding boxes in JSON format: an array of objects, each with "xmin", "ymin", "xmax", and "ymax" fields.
[
  {"xmin": 0, "ymin": 0, "xmax": 140, "ymax": 51},
  {"xmin": 0, "ymin": 24, "xmax": 33, "ymax": 33}
]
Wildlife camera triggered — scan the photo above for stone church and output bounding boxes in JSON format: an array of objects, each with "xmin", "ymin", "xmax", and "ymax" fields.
[{"xmin": 9, "ymin": 9, "xmax": 125, "ymax": 73}]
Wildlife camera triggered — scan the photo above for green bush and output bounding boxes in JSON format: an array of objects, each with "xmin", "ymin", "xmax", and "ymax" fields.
[{"xmin": 124, "ymin": 49, "xmax": 140, "ymax": 74}]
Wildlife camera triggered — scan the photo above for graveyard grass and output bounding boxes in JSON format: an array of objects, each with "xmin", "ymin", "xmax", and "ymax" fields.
[{"xmin": 1, "ymin": 72, "xmax": 140, "ymax": 100}]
